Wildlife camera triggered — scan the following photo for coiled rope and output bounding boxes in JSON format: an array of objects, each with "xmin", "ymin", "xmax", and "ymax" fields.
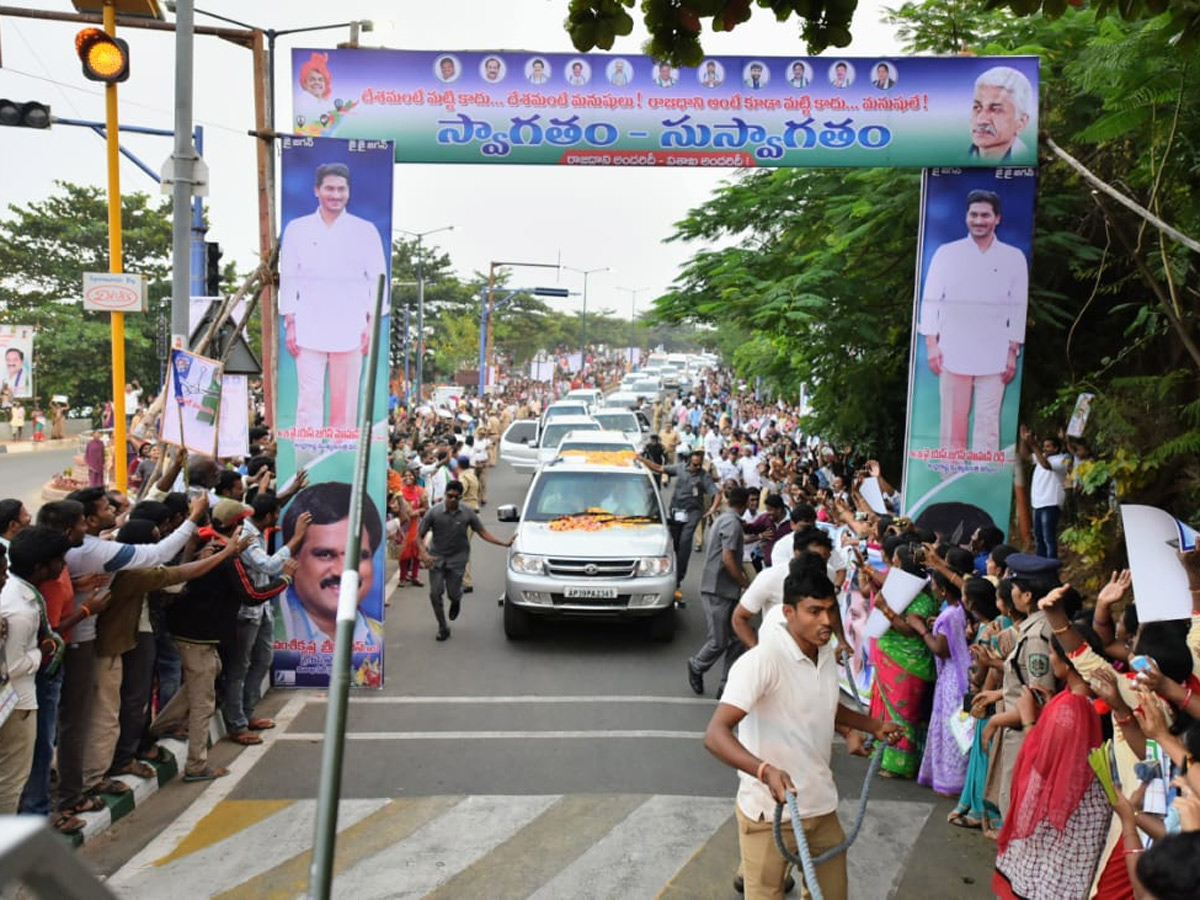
[{"xmin": 771, "ymin": 740, "xmax": 885, "ymax": 900}]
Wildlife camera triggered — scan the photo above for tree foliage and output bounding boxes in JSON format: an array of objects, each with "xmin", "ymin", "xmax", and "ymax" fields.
[
  {"xmin": 0, "ymin": 182, "xmax": 172, "ymax": 413},
  {"xmin": 648, "ymin": 3, "xmax": 1200, "ymax": 540}
]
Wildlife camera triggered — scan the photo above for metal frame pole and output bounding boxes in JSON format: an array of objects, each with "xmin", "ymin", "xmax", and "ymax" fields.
[
  {"xmin": 307, "ymin": 273, "xmax": 385, "ymax": 899},
  {"xmin": 170, "ymin": 0, "xmax": 194, "ymax": 348},
  {"xmin": 415, "ymin": 234, "xmax": 425, "ymax": 404},
  {"xmin": 103, "ymin": 0, "xmax": 128, "ymax": 491}
]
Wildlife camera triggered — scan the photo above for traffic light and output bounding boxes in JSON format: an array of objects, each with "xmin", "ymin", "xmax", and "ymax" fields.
[
  {"xmin": 205, "ymin": 242, "xmax": 223, "ymax": 296},
  {"xmin": 0, "ymin": 99, "xmax": 51, "ymax": 129},
  {"xmin": 75, "ymin": 28, "xmax": 130, "ymax": 83}
]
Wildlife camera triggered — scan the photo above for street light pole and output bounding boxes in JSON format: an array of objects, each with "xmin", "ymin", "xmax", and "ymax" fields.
[
  {"xmin": 103, "ymin": 0, "xmax": 128, "ymax": 491},
  {"xmin": 562, "ymin": 265, "xmax": 608, "ymax": 370},
  {"xmin": 616, "ymin": 285, "xmax": 648, "ymax": 370},
  {"xmin": 395, "ymin": 225, "xmax": 454, "ymax": 405}
]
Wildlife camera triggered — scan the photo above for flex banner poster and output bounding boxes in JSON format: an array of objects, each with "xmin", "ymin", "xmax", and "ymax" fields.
[
  {"xmin": 159, "ymin": 348, "xmax": 222, "ymax": 455},
  {"xmin": 292, "ymin": 49, "xmax": 1038, "ymax": 168},
  {"xmin": 273, "ymin": 136, "xmax": 393, "ymax": 689},
  {"xmin": 0, "ymin": 325, "xmax": 34, "ymax": 402},
  {"xmin": 902, "ymin": 167, "xmax": 1037, "ymax": 538}
]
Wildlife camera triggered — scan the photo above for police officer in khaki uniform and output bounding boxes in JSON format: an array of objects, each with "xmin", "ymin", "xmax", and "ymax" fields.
[{"xmin": 996, "ymin": 553, "xmax": 1062, "ymax": 819}]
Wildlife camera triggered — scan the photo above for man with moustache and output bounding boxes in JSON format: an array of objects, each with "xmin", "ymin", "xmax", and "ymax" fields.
[
  {"xmin": 969, "ymin": 66, "xmax": 1033, "ymax": 160},
  {"xmin": 273, "ymin": 481, "xmax": 384, "ymax": 647}
]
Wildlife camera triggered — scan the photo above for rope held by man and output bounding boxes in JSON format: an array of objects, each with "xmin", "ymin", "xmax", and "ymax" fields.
[{"xmin": 771, "ymin": 741, "xmax": 886, "ymax": 900}]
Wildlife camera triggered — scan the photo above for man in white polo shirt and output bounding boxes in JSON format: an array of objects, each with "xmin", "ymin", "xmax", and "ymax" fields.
[{"xmin": 705, "ymin": 562, "xmax": 899, "ymax": 899}]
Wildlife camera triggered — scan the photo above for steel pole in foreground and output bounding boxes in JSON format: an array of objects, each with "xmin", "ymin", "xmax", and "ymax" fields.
[
  {"xmin": 170, "ymin": 0, "xmax": 194, "ymax": 346},
  {"xmin": 307, "ymin": 274, "xmax": 385, "ymax": 900}
]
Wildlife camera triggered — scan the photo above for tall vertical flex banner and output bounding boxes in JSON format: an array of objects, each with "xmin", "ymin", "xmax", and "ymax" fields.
[
  {"xmin": 903, "ymin": 167, "xmax": 1037, "ymax": 538},
  {"xmin": 273, "ymin": 136, "xmax": 393, "ymax": 689}
]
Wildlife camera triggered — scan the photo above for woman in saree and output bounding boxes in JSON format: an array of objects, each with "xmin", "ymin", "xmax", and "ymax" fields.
[
  {"xmin": 950, "ymin": 577, "xmax": 1011, "ymax": 830},
  {"xmin": 993, "ymin": 635, "xmax": 1110, "ymax": 900},
  {"xmin": 869, "ymin": 542, "xmax": 936, "ymax": 778},
  {"xmin": 398, "ymin": 468, "xmax": 428, "ymax": 586},
  {"xmin": 912, "ymin": 571, "xmax": 972, "ymax": 795}
]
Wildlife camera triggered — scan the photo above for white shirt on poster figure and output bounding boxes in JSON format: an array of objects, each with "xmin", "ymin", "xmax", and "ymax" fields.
[{"xmin": 279, "ymin": 163, "xmax": 387, "ymax": 430}]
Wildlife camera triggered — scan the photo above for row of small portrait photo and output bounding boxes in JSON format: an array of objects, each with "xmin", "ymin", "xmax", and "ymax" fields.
[{"xmin": 432, "ymin": 55, "xmax": 902, "ymax": 90}]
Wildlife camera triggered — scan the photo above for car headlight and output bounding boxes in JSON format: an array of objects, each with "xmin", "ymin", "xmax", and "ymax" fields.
[
  {"xmin": 636, "ymin": 556, "xmax": 672, "ymax": 577},
  {"xmin": 509, "ymin": 553, "xmax": 547, "ymax": 575}
]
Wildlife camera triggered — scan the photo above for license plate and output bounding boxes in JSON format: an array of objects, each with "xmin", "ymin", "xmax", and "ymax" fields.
[{"xmin": 564, "ymin": 586, "xmax": 619, "ymax": 599}]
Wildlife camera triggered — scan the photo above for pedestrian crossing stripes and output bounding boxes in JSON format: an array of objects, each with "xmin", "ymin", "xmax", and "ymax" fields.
[{"xmin": 106, "ymin": 793, "xmax": 932, "ymax": 899}]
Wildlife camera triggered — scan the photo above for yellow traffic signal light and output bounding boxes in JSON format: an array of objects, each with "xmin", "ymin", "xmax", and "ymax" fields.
[{"xmin": 75, "ymin": 28, "xmax": 130, "ymax": 83}]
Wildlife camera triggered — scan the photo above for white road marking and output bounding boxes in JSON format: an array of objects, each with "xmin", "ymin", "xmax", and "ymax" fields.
[
  {"xmin": 321, "ymin": 694, "xmax": 718, "ymax": 705},
  {"xmin": 529, "ymin": 794, "xmax": 732, "ymax": 900},
  {"xmin": 106, "ymin": 798, "xmax": 387, "ymax": 898},
  {"xmin": 107, "ymin": 693, "xmax": 308, "ymax": 884},
  {"xmin": 277, "ymin": 729, "xmax": 705, "ymax": 741},
  {"xmin": 332, "ymin": 794, "xmax": 561, "ymax": 899}
]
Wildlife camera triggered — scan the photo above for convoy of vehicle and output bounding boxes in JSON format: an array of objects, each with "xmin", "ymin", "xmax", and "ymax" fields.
[{"xmin": 493, "ymin": 354, "xmax": 721, "ymax": 641}]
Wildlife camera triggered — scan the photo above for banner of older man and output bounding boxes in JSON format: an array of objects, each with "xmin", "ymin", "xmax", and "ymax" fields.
[
  {"xmin": 902, "ymin": 167, "xmax": 1037, "ymax": 539},
  {"xmin": 273, "ymin": 135, "xmax": 393, "ymax": 688},
  {"xmin": 0, "ymin": 325, "xmax": 34, "ymax": 403}
]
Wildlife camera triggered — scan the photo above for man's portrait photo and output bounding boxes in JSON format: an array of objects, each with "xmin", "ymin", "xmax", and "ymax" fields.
[
  {"xmin": 872, "ymin": 62, "xmax": 896, "ymax": 90},
  {"xmin": 970, "ymin": 66, "xmax": 1033, "ymax": 161},
  {"xmin": 698, "ymin": 59, "xmax": 724, "ymax": 88},
  {"xmin": 274, "ymin": 481, "xmax": 384, "ymax": 646},
  {"xmin": 743, "ymin": 61, "xmax": 769, "ymax": 90},
  {"xmin": 526, "ymin": 57, "xmax": 550, "ymax": 84},
  {"xmin": 278, "ymin": 162, "xmax": 388, "ymax": 431},
  {"xmin": 652, "ymin": 62, "xmax": 677, "ymax": 88},
  {"xmin": 481, "ymin": 56, "xmax": 506, "ymax": 83},
  {"xmin": 787, "ymin": 60, "xmax": 810, "ymax": 89},
  {"xmin": 829, "ymin": 60, "xmax": 854, "ymax": 88},
  {"xmin": 434, "ymin": 55, "xmax": 460, "ymax": 83},
  {"xmin": 607, "ymin": 58, "xmax": 631, "ymax": 86},
  {"xmin": 565, "ymin": 59, "xmax": 591, "ymax": 86},
  {"xmin": 918, "ymin": 189, "xmax": 1029, "ymax": 452},
  {"xmin": 3, "ymin": 346, "xmax": 31, "ymax": 399}
]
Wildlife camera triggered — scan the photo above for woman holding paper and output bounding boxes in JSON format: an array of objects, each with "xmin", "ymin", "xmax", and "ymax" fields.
[
  {"xmin": 910, "ymin": 572, "xmax": 972, "ymax": 795},
  {"xmin": 992, "ymin": 636, "xmax": 1109, "ymax": 900},
  {"xmin": 869, "ymin": 543, "xmax": 937, "ymax": 778}
]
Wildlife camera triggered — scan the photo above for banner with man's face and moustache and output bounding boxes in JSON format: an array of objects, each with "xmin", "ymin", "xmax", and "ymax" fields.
[
  {"xmin": 0, "ymin": 325, "xmax": 34, "ymax": 402},
  {"xmin": 902, "ymin": 167, "xmax": 1037, "ymax": 540},
  {"xmin": 272, "ymin": 136, "xmax": 394, "ymax": 689}
]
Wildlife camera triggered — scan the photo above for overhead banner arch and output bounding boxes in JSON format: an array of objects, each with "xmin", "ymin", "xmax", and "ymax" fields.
[{"xmin": 291, "ymin": 49, "xmax": 1038, "ymax": 168}]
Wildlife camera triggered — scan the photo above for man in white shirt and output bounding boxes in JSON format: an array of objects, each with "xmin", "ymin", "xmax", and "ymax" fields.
[
  {"xmin": 738, "ymin": 445, "xmax": 763, "ymax": 491},
  {"xmin": 279, "ymin": 163, "xmax": 388, "ymax": 430},
  {"xmin": 918, "ymin": 189, "xmax": 1028, "ymax": 452},
  {"xmin": 704, "ymin": 567, "xmax": 899, "ymax": 899},
  {"xmin": 0, "ymin": 527, "xmax": 71, "ymax": 813},
  {"xmin": 1020, "ymin": 426, "xmax": 1071, "ymax": 559}
]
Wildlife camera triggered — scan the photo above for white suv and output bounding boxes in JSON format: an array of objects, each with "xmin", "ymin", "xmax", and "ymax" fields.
[{"xmin": 498, "ymin": 456, "xmax": 676, "ymax": 641}]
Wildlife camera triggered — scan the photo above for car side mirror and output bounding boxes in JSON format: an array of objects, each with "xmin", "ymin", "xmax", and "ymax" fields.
[{"xmin": 497, "ymin": 504, "xmax": 520, "ymax": 522}]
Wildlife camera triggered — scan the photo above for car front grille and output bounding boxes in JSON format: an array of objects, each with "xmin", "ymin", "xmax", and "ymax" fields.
[{"xmin": 545, "ymin": 558, "xmax": 638, "ymax": 578}]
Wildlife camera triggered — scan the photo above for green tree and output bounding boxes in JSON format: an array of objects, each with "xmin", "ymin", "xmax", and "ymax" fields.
[{"xmin": 0, "ymin": 181, "xmax": 171, "ymax": 414}]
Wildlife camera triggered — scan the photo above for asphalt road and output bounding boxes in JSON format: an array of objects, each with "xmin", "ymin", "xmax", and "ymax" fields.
[
  {"xmin": 78, "ymin": 455, "xmax": 998, "ymax": 899},
  {"xmin": 0, "ymin": 443, "xmax": 77, "ymax": 514}
]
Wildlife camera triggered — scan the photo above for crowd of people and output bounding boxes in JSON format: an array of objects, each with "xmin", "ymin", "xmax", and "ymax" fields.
[
  {"xmin": 2, "ymin": 350, "xmax": 1198, "ymax": 900},
  {"xmin": 624, "ymin": 370, "xmax": 1200, "ymax": 900}
]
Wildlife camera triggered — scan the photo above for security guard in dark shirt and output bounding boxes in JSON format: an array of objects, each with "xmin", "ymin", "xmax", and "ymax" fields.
[{"xmin": 639, "ymin": 449, "xmax": 720, "ymax": 598}]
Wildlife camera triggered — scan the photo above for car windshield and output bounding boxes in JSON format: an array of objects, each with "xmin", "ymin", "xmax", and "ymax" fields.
[
  {"xmin": 545, "ymin": 405, "xmax": 587, "ymax": 419},
  {"xmin": 525, "ymin": 471, "xmax": 661, "ymax": 521},
  {"xmin": 540, "ymin": 422, "xmax": 599, "ymax": 449},
  {"xmin": 631, "ymin": 381, "xmax": 658, "ymax": 393},
  {"xmin": 594, "ymin": 412, "xmax": 638, "ymax": 432}
]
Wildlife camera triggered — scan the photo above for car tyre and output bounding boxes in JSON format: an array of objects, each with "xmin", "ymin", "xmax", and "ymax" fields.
[
  {"xmin": 648, "ymin": 608, "xmax": 675, "ymax": 643},
  {"xmin": 503, "ymin": 596, "xmax": 532, "ymax": 640}
]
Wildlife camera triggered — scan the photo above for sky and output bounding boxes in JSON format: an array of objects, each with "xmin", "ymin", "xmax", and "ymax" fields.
[{"xmin": 0, "ymin": 0, "xmax": 903, "ymax": 322}]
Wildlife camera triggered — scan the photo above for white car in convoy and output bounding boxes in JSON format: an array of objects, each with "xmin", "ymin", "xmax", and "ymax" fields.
[
  {"xmin": 499, "ymin": 454, "xmax": 676, "ymax": 641},
  {"xmin": 500, "ymin": 419, "xmax": 539, "ymax": 469},
  {"xmin": 590, "ymin": 409, "xmax": 647, "ymax": 451}
]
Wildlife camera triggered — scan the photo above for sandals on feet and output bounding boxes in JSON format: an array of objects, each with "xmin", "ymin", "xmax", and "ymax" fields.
[
  {"xmin": 182, "ymin": 766, "xmax": 229, "ymax": 783},
  {"xmin": 947, "ymin": 812, "xmax": 981, "ymax": 829},
  {"xmin": 228, "ymin": 730, "xmax": 263, "ymax": 745},
  {"xmin": 111, "ymin": 761, "xmax": 157, "ymax": 780},
  {"xmin": 68, "ymin": 796, "xmax": 106, "ymax": 814},
  {"xmin": 53, "ymin": 813, "xmax": 86, "ymax": 834},
  {"xmin": 91, "ymin": 778, "xmax": 132, "ymax": 796}
]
